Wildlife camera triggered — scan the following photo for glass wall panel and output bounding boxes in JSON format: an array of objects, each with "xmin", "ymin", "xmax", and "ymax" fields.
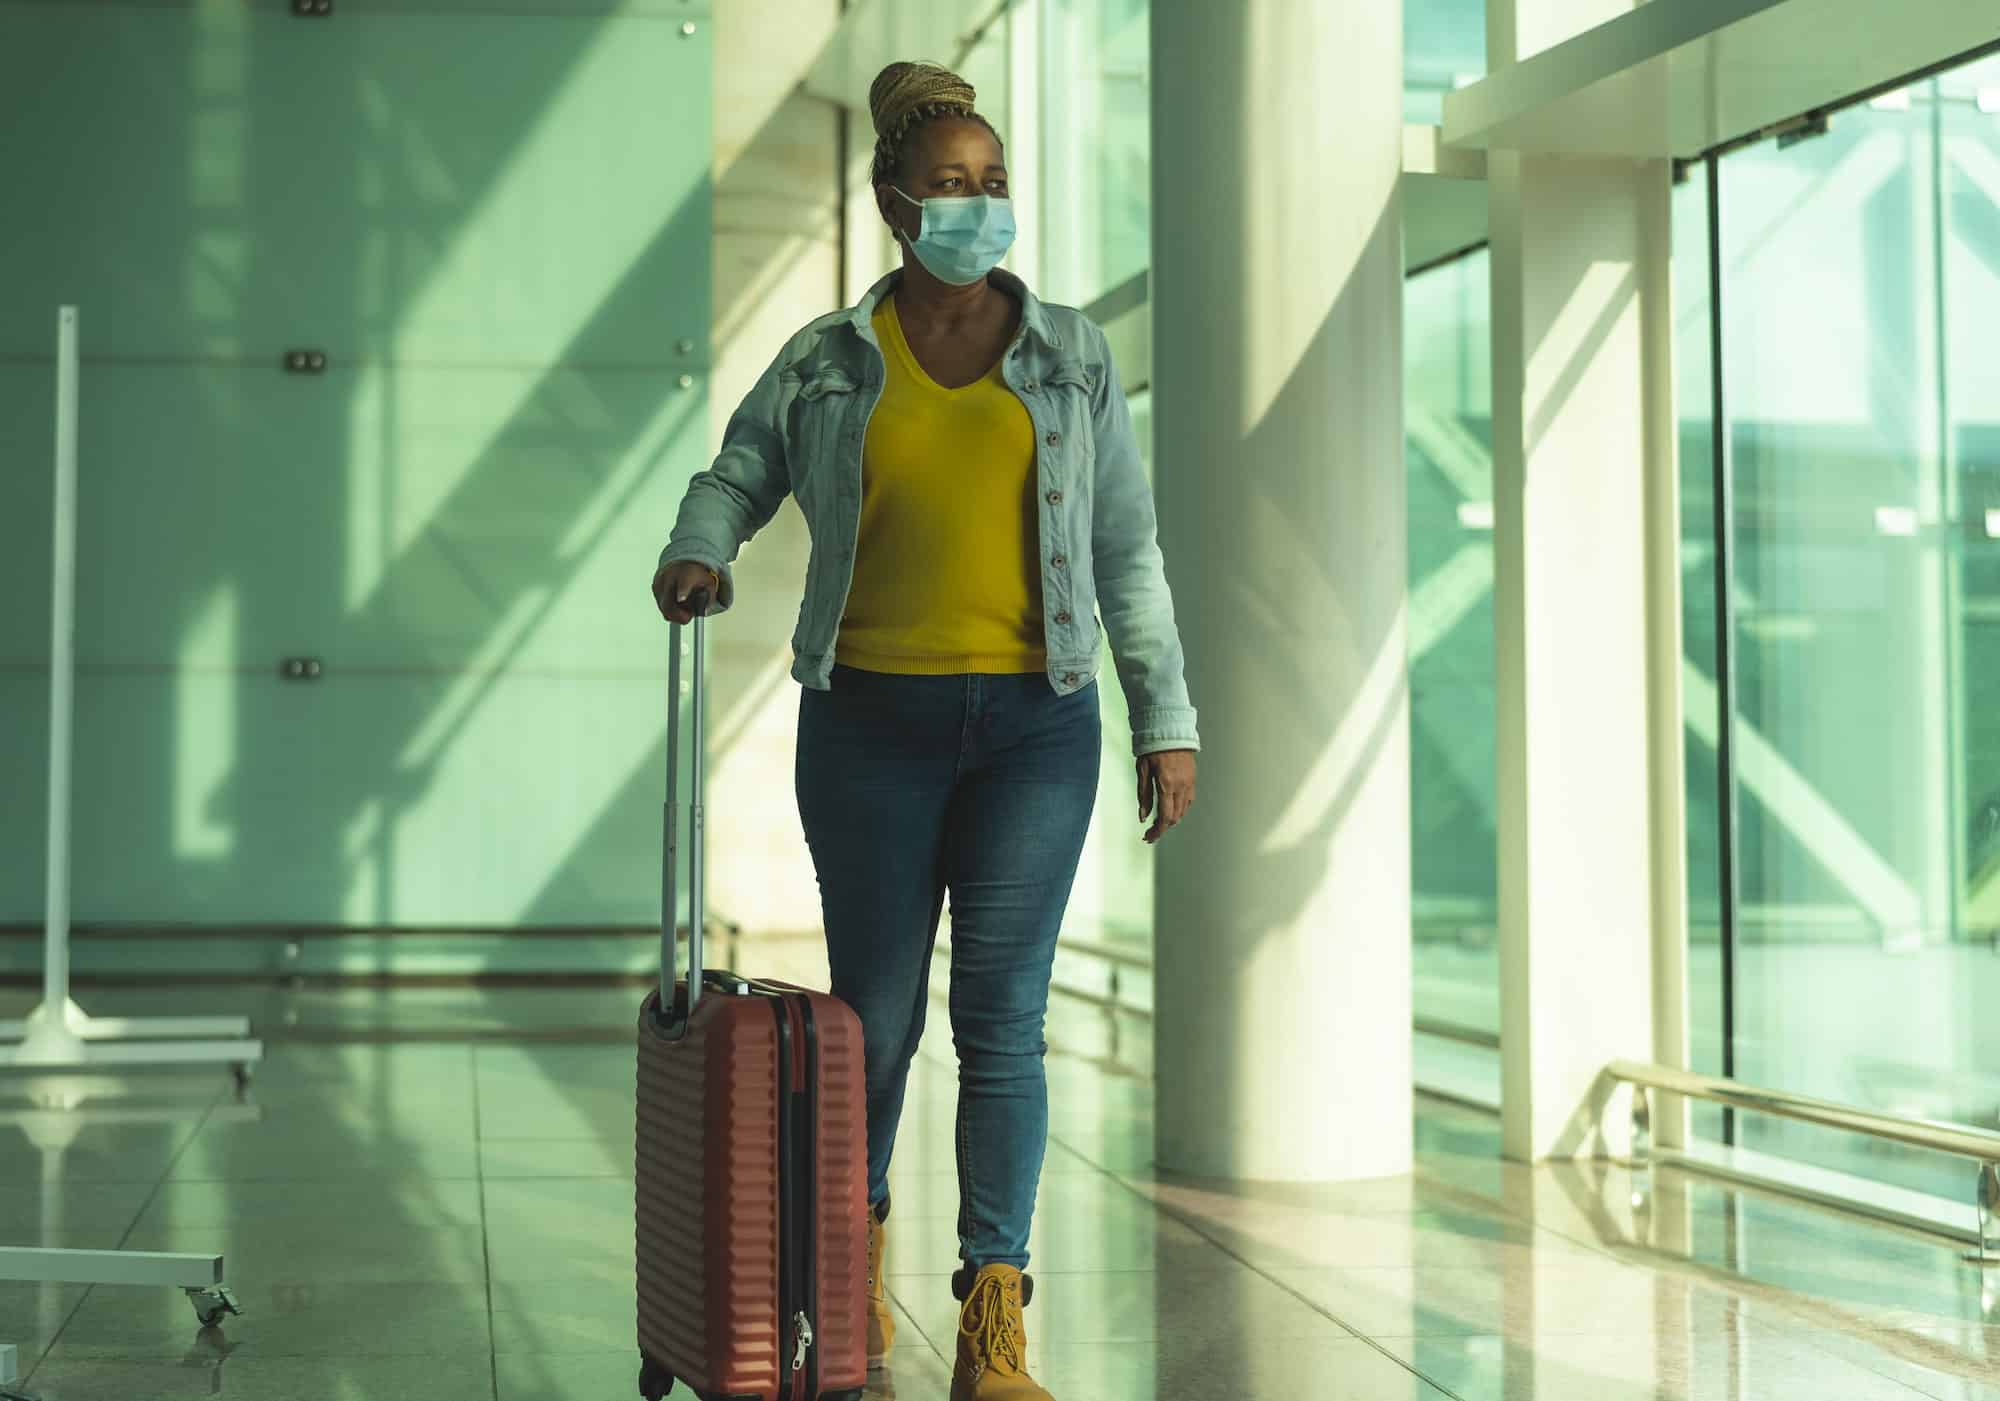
[
  {"xmin": 1704, "ymin": 61, "xmax": 2000, "ymax": 1198},
  {"xmin": 1036, "ymin": 0, "xmax": 1149, "ymax": 307},
  {"xmin": 0, "ymin": 4, "xmax": 710, "ymax": 366},
  {"xmin": 1405, "ymin": 0, "xmax": 1487, "ymax": 124},
  {"xmin": 1034, "ymin": 0, "xmax": 1491, "ymax": 288},
  {"xmin": 1405, "ymin": 249, "xmax": 1498, "ymax": 1041},
  {"xmin": 1941, "ymin": 55, "xmax": 2000, "ymax": 952},
  {"xmin": 959, "ymin": 14, "xmax": 1012, "ymax": 162},
  {"xmin": 1066, "ymin": 391, "xmax": 1156, "ymax": 954},
  {"xmin": 1671, "ymin": 164, "xmax": 1729, "ymax": 1144},
  {"xmin": 0, "ymin": 4, "xmax": 710, "ymax": 928}
]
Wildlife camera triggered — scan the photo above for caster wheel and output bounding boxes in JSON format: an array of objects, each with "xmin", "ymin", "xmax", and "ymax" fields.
[
  {"xmin": 232, "ymin": 1063, "xmax": 254, "ymax": 1090},
  {"xmin": 637, "ymin": 1355, "xmax": 675, "ymax": 1400},
  {"xmin": 186, "ymin": 1286, "xmax": 243, "ymax": 1329}
]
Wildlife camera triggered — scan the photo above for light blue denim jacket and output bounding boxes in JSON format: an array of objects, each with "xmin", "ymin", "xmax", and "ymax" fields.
[{"xmin": 660, "ymin": 269, "xmax": 1198, "ymax": 757}]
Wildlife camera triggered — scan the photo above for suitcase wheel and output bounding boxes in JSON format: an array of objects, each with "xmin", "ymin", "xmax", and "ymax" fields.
[{"xmin": 636, "ymin": 1355, "xmax": 674, "ymax": 1400}]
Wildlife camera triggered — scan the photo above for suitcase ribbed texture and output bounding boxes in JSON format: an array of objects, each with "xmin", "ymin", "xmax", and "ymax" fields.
[
  {"xmin": 807, "ymin": 1009, "xmax": 868, "ymax": 1392},
  {"xmin": 637, "ymin": 992, "xmax": 782, "ymax": 1398}
]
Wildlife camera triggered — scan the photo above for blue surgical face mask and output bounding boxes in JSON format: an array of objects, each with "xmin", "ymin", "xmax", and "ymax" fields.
[{"xmin": 891, "ymin": 185, "xmax": 1016, "ymax": 286}]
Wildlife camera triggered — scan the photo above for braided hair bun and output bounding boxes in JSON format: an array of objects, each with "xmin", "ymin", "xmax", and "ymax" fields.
[{"xmin": 868, "ymin": 61, "xmax": 997, "ymax": 187}]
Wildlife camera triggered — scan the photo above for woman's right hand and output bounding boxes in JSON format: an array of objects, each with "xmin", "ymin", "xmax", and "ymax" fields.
[{"xmin": 652, "ymin": 559, "xmax": 720, "ymax": 624}]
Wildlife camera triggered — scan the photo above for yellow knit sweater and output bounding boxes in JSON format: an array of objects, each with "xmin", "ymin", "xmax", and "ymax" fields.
[{"xmin": 834, "ymin": 295, "xmax": 1046, "ymax": 675}]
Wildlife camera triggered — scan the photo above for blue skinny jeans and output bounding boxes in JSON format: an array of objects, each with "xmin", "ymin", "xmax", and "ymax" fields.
[{"xmin": 795, "ymin": 665, "xmax": 1100, "ymax": 1272}]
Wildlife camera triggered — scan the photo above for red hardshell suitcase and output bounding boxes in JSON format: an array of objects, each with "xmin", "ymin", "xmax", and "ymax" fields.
[{"xmin": 637, "ymin": 595, "xmax": 868, "ymax": 1401}]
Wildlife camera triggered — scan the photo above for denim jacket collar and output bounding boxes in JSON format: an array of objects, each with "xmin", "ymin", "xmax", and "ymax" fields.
[{"xmin": 844, "ymin": 267, "xmax": 1065, "ymax": 354}]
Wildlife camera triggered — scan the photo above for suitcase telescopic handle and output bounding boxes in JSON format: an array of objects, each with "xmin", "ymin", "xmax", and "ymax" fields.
[{"xmin": 662, "ymin": 586, "xmax": 711, "ymax": 1021}]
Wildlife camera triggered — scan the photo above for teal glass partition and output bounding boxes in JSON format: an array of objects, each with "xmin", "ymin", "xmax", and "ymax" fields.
[
  {"xmin": 0, "ymin": 2, "xmax": 712, "ymax": 929},
  {"xmin": 1405, "ymin": 249, "xmax": 1499, "ymax": 1043},
  {"xmin": 1405, "ymin": 0, "xmax": 1487, "ymax": 124}
]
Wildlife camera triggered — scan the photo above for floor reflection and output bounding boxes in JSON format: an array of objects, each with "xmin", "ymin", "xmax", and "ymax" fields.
[{"xmin": 2, "ymin": 978, "xmax": 1996, "ymax": 1399}]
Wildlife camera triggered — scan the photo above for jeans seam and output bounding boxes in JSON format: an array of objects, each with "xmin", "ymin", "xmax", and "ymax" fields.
[
  {"xmin": 957, "ymin": 1089, "xmax": 978, "ymax": 1264},
  {"xmin": 956, "ymin": 675, "xmax": 976, "ymax": 778}
]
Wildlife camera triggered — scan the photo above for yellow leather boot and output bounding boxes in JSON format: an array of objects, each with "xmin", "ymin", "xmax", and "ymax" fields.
[
  {"xmin": 866, "ymin": 1197, "xmax": 895, "ymax": 1368},
  {"xmin": 950, "ymin": 1263, "xmax": 1054, "ymax": 1401}
]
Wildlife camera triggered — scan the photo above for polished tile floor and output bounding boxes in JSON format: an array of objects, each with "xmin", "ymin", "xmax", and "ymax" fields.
[{"xmin": 2, "ymin": 975, "xmax": 1997, "ymax": 1400}]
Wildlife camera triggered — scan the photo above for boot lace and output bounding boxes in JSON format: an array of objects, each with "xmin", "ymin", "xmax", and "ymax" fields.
[{"xmin": 959, "ymin": 1272, "xmax": 1025, "ymax": 1375}]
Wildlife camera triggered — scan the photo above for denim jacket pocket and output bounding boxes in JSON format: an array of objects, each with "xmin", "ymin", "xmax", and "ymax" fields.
[
  {"xmin": 791, "ymin": 367, "xmax": 860, "ymax": 487},
  {"xmin": 1042, "ymin": 363, "xmax": 1099, "ymax": 472}
]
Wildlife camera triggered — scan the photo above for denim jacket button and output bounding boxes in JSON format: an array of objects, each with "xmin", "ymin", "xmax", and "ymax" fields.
[
  {"xmin": 1046, "ymin": 490, "xmax": 1062, "ymax": 504},
  {"xmin": 1045, "ymin": 431, "xmax": 1061, "ymax": 447},
  {"xmin": 1024, "ymin": 380, "xmax": 1039, "ymax": 393},
  {"xmin": 1051, "ymin": 555, "xmax": 1066, "ymax": 569},
  {"xmin": 1064, "ymin": 673, "xmax": 1079, "ymax": 685},
  {"xmin": 1056, "ymin": 610, "xmax": 1072, "ymax": 625}
]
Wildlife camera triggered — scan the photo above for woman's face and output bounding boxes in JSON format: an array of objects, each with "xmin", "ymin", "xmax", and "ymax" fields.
[{"xmin": 880, "ymin": 117, "xmax": 1008, "ymax": 240}]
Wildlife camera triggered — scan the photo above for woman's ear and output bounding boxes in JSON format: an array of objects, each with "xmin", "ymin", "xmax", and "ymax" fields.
[{"xmin": 879, "ymin": 184, "xmax": 919, "ymax": 241}]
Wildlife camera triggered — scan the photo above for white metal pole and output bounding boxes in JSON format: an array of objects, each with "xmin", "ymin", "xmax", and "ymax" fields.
[{"xmin": 46, "ymin": 307, "xmax": 78, "ymax": 1017}]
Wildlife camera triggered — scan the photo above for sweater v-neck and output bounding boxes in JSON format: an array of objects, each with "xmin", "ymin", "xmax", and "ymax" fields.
[{"xmin": 880, "ymin": 294, "xmax": 1006, "ymax": 393}]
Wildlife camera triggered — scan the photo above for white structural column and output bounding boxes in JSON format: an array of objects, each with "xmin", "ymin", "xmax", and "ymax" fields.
[
  {"xmin": 1151, "ymin": 0, "xmax": 1413, "ymax": 1181},
  {"xmin": 1487, "ymin": 0, "xmax": 1687, "ymax": 1161}
]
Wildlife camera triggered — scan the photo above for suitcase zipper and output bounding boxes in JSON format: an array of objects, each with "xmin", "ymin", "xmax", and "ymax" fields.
[
  {"xmin": 758, "ymin": 987, "xmax": 819, "ymax": 1401},
  {"xmin": 791, "ymin": 1310, "xmax": 814, "ymax": 1372},
  {"xmin": 797, "ymin": 996, "xmax": 821, "ymax": 1400},
  {"xmin": 766, "ymin": 996, "xmax": 803, "ymax": 1397}
]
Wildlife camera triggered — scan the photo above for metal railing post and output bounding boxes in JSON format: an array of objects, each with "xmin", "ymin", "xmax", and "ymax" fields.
[{"xmin": 1975, "ymin": 1161, "xmax": 2000, "ymax": 1267}]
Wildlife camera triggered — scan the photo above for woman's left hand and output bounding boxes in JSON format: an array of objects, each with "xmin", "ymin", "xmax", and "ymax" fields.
[{"xmin": 1137, "ymin": 750, "xmax": 1197, "ymax": 844}]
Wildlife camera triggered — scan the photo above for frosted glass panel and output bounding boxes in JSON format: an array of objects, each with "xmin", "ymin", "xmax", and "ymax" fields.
[
  {"xmin": 20, "ymin": 672, "xmax": 670, "ymax": 926},
  {"xmin": 0, "ymin": 362, "xmax": 706, "ymax": 671},
  {"xmin": 1, "ymin": 1, "xmax": 710, "ymax": 929},
  {"xmin": 0, "ymin": 363, "xmax": 56, "ymax": 662},
  {"xmin": 0, "ymin": 3, "xmax": 710, "ymax": 366}
]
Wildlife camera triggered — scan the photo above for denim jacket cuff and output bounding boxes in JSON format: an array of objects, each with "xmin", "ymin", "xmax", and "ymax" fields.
[{"xmin": 1129, "ymin": 705, "xmax": 1200, "ymax": 757}]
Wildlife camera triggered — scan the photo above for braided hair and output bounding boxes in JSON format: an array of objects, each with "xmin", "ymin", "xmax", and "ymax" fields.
[{"xmin": 868, "ymin": 60, "xmax": 1002, "ymax": 190}]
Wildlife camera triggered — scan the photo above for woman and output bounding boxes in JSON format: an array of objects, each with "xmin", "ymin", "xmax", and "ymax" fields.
[{"xmin": 651, "ymin": 61, "xmax": 1198, "ymax": 1401}]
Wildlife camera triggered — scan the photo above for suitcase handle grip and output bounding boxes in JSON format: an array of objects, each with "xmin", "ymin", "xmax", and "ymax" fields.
[{"xmin": 662, "ymin": 587, "xmax": 711, "ymax": 1022}]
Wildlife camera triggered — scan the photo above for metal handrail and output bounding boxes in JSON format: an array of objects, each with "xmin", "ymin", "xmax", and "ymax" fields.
[
  {"xmin": 1049, "ymin": 935, "xmax": 1153, "ymax": 971},
  {"xmin": 1415, "ymin": 1016, "xmax": 1501, "ymax": 1050},
  {"xmin": 931, "ymin": 932, "xmax": 1154, "ymax": 1016},
  {"xmin": 1611, "ymin": 1059, "xmax": 2000, "ymax": 1265},
  {"xmin": 1609, "ymin": 1060, "xmax": 2000, "ymax": 1164}
]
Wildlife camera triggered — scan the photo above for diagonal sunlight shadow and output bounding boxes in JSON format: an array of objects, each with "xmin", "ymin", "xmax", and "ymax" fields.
[
  {"xmin": 135, "ymin": 8, "xmax": 725, "ymax": 931},
  {"xmin": 309, "ymin": 193, "xmax": 715, "ymax": 924},
  {"xmin": 390, "ymin": 385, "xmax": 705, "ymax": 775},
  {"xmin": 342, "ymin": 23, "xmax": 712, "ymax": 611},
  {"xmin": 1523, "ymin": 259, "xmax": 1636, "ymax": 461},
  {"xmin": 512, "ymin": 84, "xmax": 852, "ymax": 930}
]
